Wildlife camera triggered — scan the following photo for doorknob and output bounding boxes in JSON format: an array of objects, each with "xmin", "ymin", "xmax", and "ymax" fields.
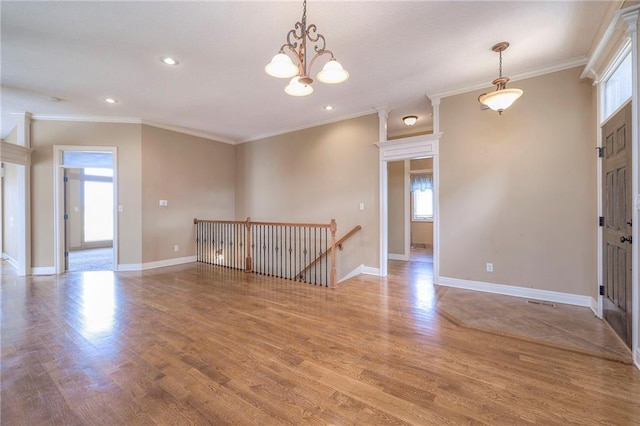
[{"xmin": 620, "ymin": 235, "xmax": 633, "ymax": 244}]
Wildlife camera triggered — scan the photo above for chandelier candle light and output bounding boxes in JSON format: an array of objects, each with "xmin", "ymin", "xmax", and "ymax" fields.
[
  {"xmin": 478, "ymin": 42, "xmax": 523, "ymax": 114},
  {"xmin": 265, "ymin": 0, "xmax": 349, "ymax": 96}
]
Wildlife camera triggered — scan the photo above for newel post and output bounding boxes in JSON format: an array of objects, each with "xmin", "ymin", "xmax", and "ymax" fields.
[
  {"xmin": 245, "ymin": 217, "xmax": 252, "ymax": 272},
  {"xmin": 330, "ymin": 219, "xmax": 338, "ymax": 289}
]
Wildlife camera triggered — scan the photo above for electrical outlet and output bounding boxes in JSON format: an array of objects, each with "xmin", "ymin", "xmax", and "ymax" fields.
[
  {"xmin": 486, "ymin": 263, "xmax": 493, "ymax": 272},
  {"xmin": 174, "ymin": 245, "xmax": 179, "ymax": 252},
  {"xmin": 359, "ymin": 202, "xmax": 365, "ymax": 210}
]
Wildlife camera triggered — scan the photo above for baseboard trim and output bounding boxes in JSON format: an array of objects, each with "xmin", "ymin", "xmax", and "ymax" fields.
[
  {"xmin": 31, "ymin": 266, "xmax": 56, "ymax": 275},
  {"xmin": 2, "ymin": 253, "xmax": 19, "ymax": 269},
  {"xmin": 388, "ymin": 253, "xmax": 409, "ymax": 261},
  {"xmin": 118, "ymin": 255, "xmax": 196, "ymax": 272},
  {"xmin": 339, "ymin": 265, "xmax": 381, "ymax": 282},
  {"xmin": 590, "ymin": 297, "xmax": 599, "ymax": 317},
  {"xmin": 437, "ymin": 276, "xmax": 592, "ymax": 307}
]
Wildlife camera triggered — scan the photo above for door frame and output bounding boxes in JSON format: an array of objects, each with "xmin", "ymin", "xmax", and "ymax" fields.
[
  {"xmin": 53, "ymin": 145, "xmax": 118, "ymax": 273},
  {"xmin": 593, "ymin": 15, "xmax": 639, "ymax": 366},
  {"xmin": 377, "ymin": 133, "xmax": 440, "ymax": 279}
]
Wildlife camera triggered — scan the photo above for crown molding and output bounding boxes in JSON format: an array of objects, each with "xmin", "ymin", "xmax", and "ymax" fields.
[
  {"xmin": 581, "ymin": 3, "xmax": 640, "ymax": 80},
  {"xmin": 31, "ymin": 114, "xmax": 142, "ymax": 124},
  {"xmin": 428, "ymin": 56, "xmax": 588, "ymax": 102},
  {"xmin": 141, "ymin": 121, "xmax": 235, "ymax": 145},
  {"xmin": 237, "ymin": 109, "xmax": 376, "ymax": 144},
  {"xmin": 28, "ymin": 114, "xmax": 235, "ymax": 144}
]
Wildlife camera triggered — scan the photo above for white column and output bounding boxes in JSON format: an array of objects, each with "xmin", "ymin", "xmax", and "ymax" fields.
[
  {"xmin": 622, "ymin": 10, "xmax": 640, "ymax": 367},
  {"xmin": 376, "ymin": 106, "xmax": 388, "ymax": 144},
  {"xmin": 11, "ymin": 112, "xmax": 32, "ymax": 276},
  {"xmin": 430, "ymin": 97, "xmax": 441, "ymax": 134}
]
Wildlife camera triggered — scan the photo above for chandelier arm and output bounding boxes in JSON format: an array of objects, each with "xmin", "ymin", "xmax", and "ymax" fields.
[
  {"xmin": 307, "ymin": 49, "xmax": 334, "ymax": 74},
  {"xmin": 281, "ymin": 44, "xmax": 305, "ymax": 75}
]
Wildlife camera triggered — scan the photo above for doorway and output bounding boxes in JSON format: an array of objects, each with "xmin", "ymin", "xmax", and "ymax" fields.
[
  {"xmin": 64, "ymin": 167, "xmax": 114, "ymax": 271},
  {"xmin": 387, "ymin": 158, "xmax": 435, "ymax": 267},
  {"xmin": 54, "ymin": 146, "xmax": 118, "ymax": 274}
]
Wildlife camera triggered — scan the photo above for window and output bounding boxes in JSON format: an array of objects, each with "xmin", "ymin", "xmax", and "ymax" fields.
[
  {"xmin": 412, "ymin": 189, "xmax": 433, "ymax": 221},
  {"xmin": 410, "ymin": 172, "xmax": 433, "ymax": 221},
  {"xmin": 603, "ymin": 51, "xmax": 632, "ymax": 120}
]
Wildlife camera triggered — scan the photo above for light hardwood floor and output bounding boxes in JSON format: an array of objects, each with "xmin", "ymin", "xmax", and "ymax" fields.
[{"xmin": 2, "ymin": 259, "xmax": 640, "ymax": 425}]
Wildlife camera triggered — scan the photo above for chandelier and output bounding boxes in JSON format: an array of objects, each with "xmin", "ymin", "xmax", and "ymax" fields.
[
  {"xmin": 478, "ymin": 42, "xmax": 523, "ymax": 114},
  {"xmin": 264, "ymin": 0, "xmax": 349, "ymax": 96}
]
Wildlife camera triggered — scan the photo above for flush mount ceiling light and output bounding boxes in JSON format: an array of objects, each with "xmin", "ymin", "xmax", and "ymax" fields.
[
  {"xmin": 265, "ymin": 0, "xmax": 349, "ymax": 96},
  {"xmin": 478, "ymin": 42, "xmax": 523, "ymax": 115},
  {"xmin": 104, "ymin": 97, "xmax": 118, "ymax": 104},
  {"xmin": 160, "ymin": 56, "xmax": 179, "ymax": 66},
  {"xmin": 403, "ymin": 115, "xmax": 418, "ymax": 126},
  {"xmin": 324, "ymin": 105, "xmax": 334, "ymax": 111}
]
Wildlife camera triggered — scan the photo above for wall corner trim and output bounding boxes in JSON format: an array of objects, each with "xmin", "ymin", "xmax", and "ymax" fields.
[
  {"xmin": 2, "ymin": 253, "xmax": 19, "ymax": 269},
  {"xmin": 437, "ymin": 276, "xmax": 592, "ymax": 307},
  {"xmin": 590, "ymin": 297, "xmax": 599, "ymax": 316},
  {"xmin": 339, "ymin": 265, "xmax": 381, "ymax": 282},
  {"xmin": 118, "ymin": 255, "xmax": 196, "ymax": 272}
]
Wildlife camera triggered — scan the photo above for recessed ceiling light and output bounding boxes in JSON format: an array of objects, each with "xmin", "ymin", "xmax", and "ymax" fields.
[
  {"xmin": 324, "ymin": 105, "xmax": 334, "ymax": 111},
  {"xmin": 104, "ymin": 98, "xmax": 118, "ymax": 104},
  {"xmin": 160, "ymin": 56, "xmax": 179, "ymax": 66}
]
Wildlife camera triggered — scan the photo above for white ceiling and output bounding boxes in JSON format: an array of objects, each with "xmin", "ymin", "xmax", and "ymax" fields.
[{"xmin": 1, "ymin": 1, "xmax": 615, "ymax": 143}]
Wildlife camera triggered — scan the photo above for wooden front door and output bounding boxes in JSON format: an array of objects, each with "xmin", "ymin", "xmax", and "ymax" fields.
[{"xmin": 602, "ymin": 101, "xmax": 632, "ymax": 348}]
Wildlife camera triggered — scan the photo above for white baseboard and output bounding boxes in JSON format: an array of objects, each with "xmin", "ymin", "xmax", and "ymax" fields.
[
  {"xmin": 118, "ymin": 255, "xmax": 196, "ymax": 272},
  {"xmin": 590, "ymin": 297, "xmax": 599, "ymax": 317},
  {"xmin": 362, "ymin": 266, "xmax": 381, "ymax": 276},
  {"xmin": 339, "ymin": 265, "xmax": 382, "ymax": 282},
  {"xmin": 437, "ymin": 276, "xmax": 592, "ymax": 307},
  {"xmin": 2, "ymin": 253, "xmax": 18, "ymax": 269},
  {"xmin": 31, "ymin": 266, "xmax": 56, "ymax": 275},
  {"xmin": 388, "ymin": 253, "xmax": 409, "ymax": 261}
]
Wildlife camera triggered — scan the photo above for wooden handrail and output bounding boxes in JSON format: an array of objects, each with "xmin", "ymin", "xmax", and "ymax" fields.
[
  {"xmin": 194, "ymin": 218, "xmax": 331, "ymax": 228},
  {"xmin": 298, "ymin": 225, "xmax": 362, "ymax": 282}
]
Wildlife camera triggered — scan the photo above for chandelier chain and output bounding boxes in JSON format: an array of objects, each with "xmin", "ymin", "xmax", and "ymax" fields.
[{"xmin": 499, "ymin": 50, "xmax": 503, "ymax": 78}]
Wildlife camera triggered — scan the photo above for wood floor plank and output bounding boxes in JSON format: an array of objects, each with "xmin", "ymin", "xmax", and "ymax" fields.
[{"xmin": 3, "ymin": 258, "xmax": 640, "ymax": 425}]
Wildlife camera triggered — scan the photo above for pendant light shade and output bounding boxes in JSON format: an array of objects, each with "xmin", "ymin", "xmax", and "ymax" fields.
[
  {"xmin": 284, "ymin": 76, "xmax": 314, "ymax": 96},
  {"xmin": 265, "ymin": 53, "xmax": 299, "ymax": 78},
  {"xmin": 478, "ymin": 88, "xmax": 523, "ymax": 112},
  {"xmin": 316, "ymin": 59, "xmax": 350, "ymax": 84}
]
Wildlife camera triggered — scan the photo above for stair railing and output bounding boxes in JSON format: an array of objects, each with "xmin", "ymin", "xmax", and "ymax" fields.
[{"xmin": 194, "ymin": 218, "xmax": 338, "ymax": 287}]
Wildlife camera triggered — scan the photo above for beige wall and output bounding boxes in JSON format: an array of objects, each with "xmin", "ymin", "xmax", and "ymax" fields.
[
  {"xmin": 235, "ymin": 114, "xmax": 379, "ymax": 277},
  {"xmin": 388, "ymin": 160, "xmax": 405, "ymax": 255},
  {"xmin": 439, "ymin": 66, "xmax": 596, "ymax": 296},
  {"xmin": 30, "ymin": 121, "xmax": 142, "ymax": 267},
  {"xmin": 141, "ymin": 125, "xmax": 235, "ymax": 263},
  {"xmin": 2, "ymin": 163, "xmax": 19, "ymax": 260}
]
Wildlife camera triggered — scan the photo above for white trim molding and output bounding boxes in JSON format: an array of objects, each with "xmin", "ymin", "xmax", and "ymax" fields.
[
  {"xmin": 388, "ymin": 253, "xmax": 409, "ymax": 261},
  {"xmin": 438, "ymin": 277, "xmax": 593, "ymax": 307},
  {"xmin": 31, "ymin": 266, "xmax": 56, "ymax": 275},
  {"xmin": 0, "ymin": 141, "xmax": 33, "ymax": 165},
  {"xmin": 590, "ymin": 297, "xmax": 599, "ymax": 317},
  {"xmin": 429, "ymin": 57, "xmax": 588, "ymax": 101},
  {"xmin": 2, "ymin": 253, "xmax": 19, "ymax": 269},
  {"xmin": 118, "ymin": 255, "xmax": 196, "ymax": 272},
  {"xmin": 339, "ymin": 265, "xmax": 381, "ymax": 282}
]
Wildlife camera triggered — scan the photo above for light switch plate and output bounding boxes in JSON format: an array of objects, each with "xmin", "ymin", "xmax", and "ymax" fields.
[{"xmin": 159, "ymin": 200, "xmax": 168, "ymax": 207}]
